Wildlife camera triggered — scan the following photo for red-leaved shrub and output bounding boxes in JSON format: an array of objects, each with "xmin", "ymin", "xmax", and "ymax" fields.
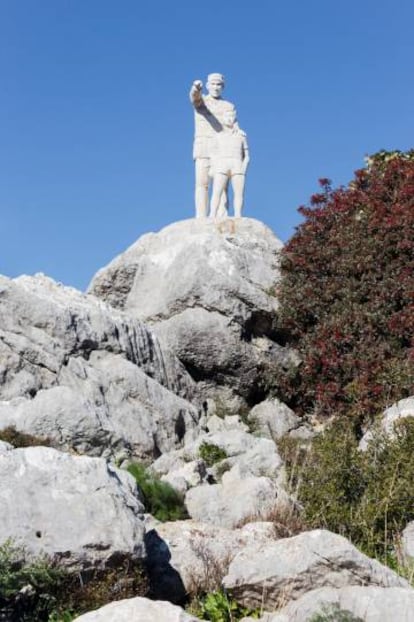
[{"xmin": 278, "ymin": 150, "xmax": 414, "ymax": 423}]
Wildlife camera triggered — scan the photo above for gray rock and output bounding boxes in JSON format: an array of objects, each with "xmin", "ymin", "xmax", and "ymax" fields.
[
  {"xmin": 269, "ymin": 585, "xmax": 414, "ymax": 622},
  {"xmin": 206, "ymin": 414, "xmax": 249, "ymax": 434},
  {"xmin": 0, "ymin": 440, "xmax": 12, "ymax": 454},
  {"xmin": 223, "ymin": 529, "xmax": 409, "ymax": 609},
  {"xmin": 145, "ymin": 519, "xmax": 278, "ymax": 602},
  {"xmin": 0, "ymin": 274, "xmax": 200, "ymax": 459},
  {"xmin": 73, "ymin": 597, "xmax": 202, "ymax": 622},
  {"xmin": 151, "ymin": 427, "xmax": 285, "ymax": 494},
  {"xmin": 248, "ymin": 398, "xmax": 312, "ymax": 440},
  {"xmin": 0, "ymin": 445, "xmax": 145, "ymax": 569},
  {"xmin": 88, "ymin": 218, "xmax": 298, "ymax": 404},
  {"xmin": 402, "ymin": 521, "xmax": 414, "ymax": 563},
  {"xmin": 360, "ymin": 396, "xmax": 414, "ymax": 450},
  {"xmin": 185, "ymin": 466, "xmax": 288, "ymax": 529},
  {"xmin": 159, "ymin": 459, "xmax": 207, "ymax": 496}
]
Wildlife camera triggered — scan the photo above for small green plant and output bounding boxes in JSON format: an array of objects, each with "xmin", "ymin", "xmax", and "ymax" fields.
[
  {"xmin": 127, "ymin": 462, "xmax": 188, "ymax": 521},
  {"xmin": 188, "ymin": 590, "xmax": 260, "ymax": 622},
  {"xmin": 199, "ymin": 443, "xmax": 228, "ymax": 467},
  {"xmin": 310, "ymin": 602, "xmax": 363, "ymax": 621},
  {"xmin": 0, "ymin": 426, "xmax": 51, "ymax": 448},
  {"xmin": 48, "ymin": 611, "xmax": 76, "ymax": 622}
]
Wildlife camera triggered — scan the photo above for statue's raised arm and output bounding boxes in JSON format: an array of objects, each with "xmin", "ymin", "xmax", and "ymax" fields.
[{"xmin": 189, "ymin": 80, "xmax": 204, "ymax": 108}]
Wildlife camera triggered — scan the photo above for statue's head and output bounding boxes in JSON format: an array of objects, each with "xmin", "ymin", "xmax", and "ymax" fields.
[
  {"xmin": 207, "ymin": 73, "xmax": 225, "ymax": 98},
  {"xmin": 223, "ymin": 109, "xmax": 237, "ymax": 128}
]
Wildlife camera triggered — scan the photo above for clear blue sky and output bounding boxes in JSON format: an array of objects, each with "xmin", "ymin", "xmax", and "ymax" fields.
[{"xmin": 1, "ymin": 0, "xmax": 413, "ymax": 290}]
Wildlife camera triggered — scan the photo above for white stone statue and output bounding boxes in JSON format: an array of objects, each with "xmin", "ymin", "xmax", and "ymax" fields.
[
  {"xmin": 210, "ymin": 109, "xmax": 249, "ymax": 218},
  {"xmin": 189, "ymin": 73, "xmax": 236, "ymax": 218}
]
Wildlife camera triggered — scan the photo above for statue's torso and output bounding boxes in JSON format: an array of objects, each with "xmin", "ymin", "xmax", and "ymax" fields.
[{"xmin": 193, "ymin": 95, "xmax": 235, "ymax": 159}]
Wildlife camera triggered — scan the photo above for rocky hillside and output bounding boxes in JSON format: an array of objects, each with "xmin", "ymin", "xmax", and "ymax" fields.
[{"xmin": 0, "ymin": 216, "xmax": 413, "ymax": 622}]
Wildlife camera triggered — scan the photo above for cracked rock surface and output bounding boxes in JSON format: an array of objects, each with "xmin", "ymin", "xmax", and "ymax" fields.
[{"xmin": 88, "ymin": 218, "xmax": 298, "ymax": 406}]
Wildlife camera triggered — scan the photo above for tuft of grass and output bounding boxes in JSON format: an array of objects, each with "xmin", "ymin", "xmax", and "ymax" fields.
[
  {"xmin": 309, "ymin": 603, "xmax": 363, "ymax": 621},
  {"xmin": 199, "ymin": 443, "xmax": 227, "ymax": 467},
  {"xmin": 0, "ymin": 426, "xmax": 51, "ymax": 448},
  {"xmin": 127, "ymin": 462, "xmax": 188, "ymax": 521}
]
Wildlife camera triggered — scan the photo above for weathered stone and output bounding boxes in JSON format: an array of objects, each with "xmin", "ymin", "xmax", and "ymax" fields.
[
  {"xmin": 73, "ymin": 597, "xmax": 202, "ymax": 622},
  {"xmin": 248, "ymin": 398, "xmax": 312, "ymax": 440},
  {"xmin": 360, "ymin": 396, "xmax": 414, "ymax": 450},
  {"xmin": 266, "ymin": 586, "xmax": 414, "ymax": 622},
  {"xmin": 0, "ymin": 446, "xmax": 145, "ymax": 569},
  {"xmin": 161, "ymin": 459, "xmax": 208, "ymax": 496},
  {"xmin": 0, "ymin": 440, "xmax": 12, "ymax": 454},
  {"xmin": 223, "ymin": 529, "xmax": 409, "ymax": 609},
  {"xmin": 88, "ymin": 218, "xmax": 298, "ymax": 405},
  {"xmin": 0, "ymin": 274, "xmax": 200, "ymax": 459},
  {"xmin": 145, "ymin": 519, "xmax": 277, "ymax": 602},
  {"xmin": 402, "ymin": 521, "xmax": 414, "ymax": 563},
  {"xmin": 185, "ymin": 466, "xmax": 288, "ymax": 529},
  {"xmin": 206, "ymin": 414, "xmax": 249, "ymax": 434}
]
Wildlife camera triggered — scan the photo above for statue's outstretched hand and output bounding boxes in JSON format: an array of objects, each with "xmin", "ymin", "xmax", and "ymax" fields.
[{"xmin": 192, "ymin": 80, "xmax": 203, "ymax": 91}]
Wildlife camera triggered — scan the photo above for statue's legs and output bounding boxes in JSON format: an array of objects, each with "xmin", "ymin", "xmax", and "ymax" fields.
[
  {"xmin": 208, "ymin": 167, "xmax": 228, "ymax": 218},
  {"xmin": 210, "ymin": 174, "xmax": 228, "ymax": 218},
  {"xmin": 216, "ymin": 177, "xmax": 229, "ymax": 218},
  {"xmin": 195, "ymin": 158, "xmax": 210, "ymax": 218},
  {"xmin": 232, "ymin": 174, "xmax": 245, "ymax": 217}
]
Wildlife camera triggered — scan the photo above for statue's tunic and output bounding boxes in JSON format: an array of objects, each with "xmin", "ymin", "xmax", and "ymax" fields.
[
  {"xmin": 211, "ymin": 130, "xmax": 248, "ymax": 176},
  {"xmin": 191, "ymin": 93, "xmax": 236, "ymax": 160}
]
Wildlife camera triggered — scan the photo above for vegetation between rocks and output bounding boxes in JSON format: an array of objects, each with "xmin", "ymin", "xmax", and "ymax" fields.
[
  {"xmin": 126, "ymin": 462, "xmax": 188, "ymax": 521},
  {"xmin": 0, "ymin": 426, "xmax": 51, "ymax": 448},
  {"xmin": 310, "ymin": 603, "xmax": 363, "ymax": 622},
  {"xmin": 280, "ymin": 418, "xmax": 414, "ymax": 565},
  {"xmin": 198, "ymin": 442, "xmax": 228, "ymax": 467},
  {"xmin": 187, "ymin": 589, "xmax": 260, "ymax": 621},
  {"xmin": 0, "ymin": 540, "xmax": 148, "ymax": 621}
]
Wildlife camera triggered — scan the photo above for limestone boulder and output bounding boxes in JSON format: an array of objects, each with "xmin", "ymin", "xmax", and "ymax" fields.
[
  {"xmin": 145, "ymin": 520, "xmax": 277, "ymax": 602},
  {"xmin": 73, "ymin": 597, "xmax": 202, "ymax": 622},
  {"xmin": 263, "ymin": 586, "xmax": 414, "ymax": 622},
  {"xmin": 88, "ymin": 218, "xmax": 298, "ymax": 405},
  {"xmin": 0, "ymin": 274, "xmax": 200, "ymax": 459},
  {"xmin": 223, "ymin": 529, "xmax": 409, "ymax": 609},
  {"xmin": 402, "ymin": 521, "xmax": 414, "ymax": 563},
  {"xmin": 359, "ymin": 396, "xmax": 414, "ymax": 450},
  {"xmin": 185, "ymin": 466, "xmax": 289, "ymax": 529},
  {"xmin": 248, "ymin": 398, "xmax": 313, "ymax": 441},
  {"xmin": 0, "ymin": 445, "xmax": 145, "ymax": 569},
  {"xmin": 150, "ymin": 426, "xmax": 287, "ymax": 517}
]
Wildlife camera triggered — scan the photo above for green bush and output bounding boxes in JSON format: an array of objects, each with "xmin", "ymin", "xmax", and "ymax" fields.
[
  {"xmin": 288, "ymin": 418, "xmax": 414, "ymax": 561},
  {"xmin": 188, "ymin": 590, "xmax": 260, "ymax": 621},
  {"xmin": 199, "ymin": 442, "xmax": 228, "ymax": 467},
  {"xmin": 278, "ymin": 149, "xmax": 414, "ymax": 423},
  {"xmin": 127, "ymin": 462, "xmax": 188, "ymax": 521},
  {"xmin": 0, "ymin": 540, "xmax": 148, "ymax": 621},
  {"xmin": 0, "ymin": 540, "xmax": 65, "ymax": 622},
  {"xmin": 0, "ymin": 426, "xmax": 51, "ymax": 448}
]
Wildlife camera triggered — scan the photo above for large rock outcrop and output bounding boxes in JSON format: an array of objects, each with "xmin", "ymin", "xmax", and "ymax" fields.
[
  {"xmin": 0, "ymin": 274, "xmax": 200, "ymax": 459},
  {"xmin": 0, "ymin": 445, "xmax": 145, "ymax": 569},
  {"xmin": 223, "ymin": 529, "xmax": 409, "ymax": 609},
  {"xmin": 258, "ymin": 586, "xmax": 414, "ymax": 622},
  {"xmin": 88, "ymin": 218, "xmax": 298, "ymax": 407}
]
